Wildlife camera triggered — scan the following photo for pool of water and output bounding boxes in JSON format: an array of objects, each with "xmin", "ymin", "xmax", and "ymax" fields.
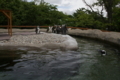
[{"xmin": 0, "ymin": 36, "xmax": 120, "ymax": 80}]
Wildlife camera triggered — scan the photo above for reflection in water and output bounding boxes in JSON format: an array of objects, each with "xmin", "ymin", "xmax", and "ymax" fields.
[
  {"xmin": 0, "ymin": 37, "xmax": 120, "ymax": 80},
  {"xmin": 0, "ymin": 50, "xmax": 21, "ymax": 71}
]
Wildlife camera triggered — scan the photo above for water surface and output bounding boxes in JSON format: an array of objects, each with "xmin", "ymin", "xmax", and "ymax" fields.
[{"xmin": 0, "ymin": 37, "xmax": 120, "ymax": 80}]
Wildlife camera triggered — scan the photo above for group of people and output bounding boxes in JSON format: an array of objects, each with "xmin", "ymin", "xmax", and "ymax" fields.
[
  {"xmin": 35, "ymin": 25, "xmax": 68, "ymax": 35},
  {"xmin": 46, "ymin": 24, "xmax": 68, "ymax": 35}
]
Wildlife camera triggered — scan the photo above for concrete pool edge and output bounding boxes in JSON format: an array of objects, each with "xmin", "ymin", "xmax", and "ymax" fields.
[{"xmin": 68, "ymin": 29, "xmax": 120, "ymax": 48}]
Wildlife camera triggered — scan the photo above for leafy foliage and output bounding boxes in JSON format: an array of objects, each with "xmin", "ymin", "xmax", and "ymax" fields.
[
  {"xmin": 0, "ymin": 0, "xmax": 67, "ymax": 26},
  {"xmin": 0, "ymin": 0, "xmax": 120, "ymax": 31}
]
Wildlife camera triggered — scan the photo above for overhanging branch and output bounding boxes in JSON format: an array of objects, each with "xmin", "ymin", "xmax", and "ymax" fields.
[{"xmin": 82, "ymin": 0, "xmax": 95, "ymax": 12}]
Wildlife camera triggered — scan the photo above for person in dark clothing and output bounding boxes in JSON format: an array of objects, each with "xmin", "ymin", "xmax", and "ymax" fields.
[
  {"xmin": 52, "ymin": 26, "xmax": 56, "ymax": 33},
  {"xmin": 61, "ymin": 24, "xmax": 68, "ymax": 34}
]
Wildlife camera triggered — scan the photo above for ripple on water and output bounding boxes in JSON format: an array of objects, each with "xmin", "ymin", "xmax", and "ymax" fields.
[{"xmin": 0, "ymin": 37, "xmax": 120, "ymax": 80}]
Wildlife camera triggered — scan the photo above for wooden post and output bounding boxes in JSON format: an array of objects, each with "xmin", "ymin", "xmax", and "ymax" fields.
[
  {"xmin": 0, "ymin": 10, "xmax": 12, "ymax": 36},
  {"xmin": 10, "ymin": 11, "xmax": 12, "ymax": 36},
  {"xmin": 8, "ymin": 17, "xmax": 10, "ymax": 35},
  {"xmin": 6, "ymin": 12, "xmax": 11, "ymax": 36}
]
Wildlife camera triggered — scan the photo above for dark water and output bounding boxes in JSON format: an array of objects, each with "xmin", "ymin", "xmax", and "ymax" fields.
[{"xmin": 0, "ymin": 37, "xmax": 120, "ymax": 80}]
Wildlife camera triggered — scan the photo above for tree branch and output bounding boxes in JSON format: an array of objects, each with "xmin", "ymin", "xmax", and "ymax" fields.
[{"xmin": 82, "ymin": 0, "xmax": 95, "ymax": 12}]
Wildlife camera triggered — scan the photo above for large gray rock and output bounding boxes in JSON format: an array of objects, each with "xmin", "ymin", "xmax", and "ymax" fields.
[
  {"xmin": 41, "ymin": 35, "xmax": 78, "ymax": 50},
  {"xmin": 0, "ymin": 33, "xmax": 78, "ymax": 50}
]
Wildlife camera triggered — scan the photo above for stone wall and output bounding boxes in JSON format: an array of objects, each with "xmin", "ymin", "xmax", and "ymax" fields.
[{"xmin": 68, "ymin": 29, "xmax": 120, "ymax": 45}]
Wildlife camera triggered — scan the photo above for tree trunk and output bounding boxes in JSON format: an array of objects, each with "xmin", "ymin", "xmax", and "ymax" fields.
[{"xmin": 103, "ymin": 0, "xmax": 113, "ymax": 30}]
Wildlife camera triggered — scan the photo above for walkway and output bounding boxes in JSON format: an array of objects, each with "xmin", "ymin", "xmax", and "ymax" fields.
[{"xmin": 0, "ymin": 32, "xmax": 36, "ymax": 41}]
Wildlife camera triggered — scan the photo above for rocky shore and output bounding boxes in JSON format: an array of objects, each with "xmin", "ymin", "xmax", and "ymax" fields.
[
  {"xmin": 0, "ymin": 31, "xmax": 78, "ymax": 50},
  {"xmin": 0, "ymin": 28, "xmax": 120, "ymax": 50}
]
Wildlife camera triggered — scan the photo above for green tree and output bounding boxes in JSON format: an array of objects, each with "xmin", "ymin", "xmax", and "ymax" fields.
[
  {"xmin": 113, "ymin": 7, "xmax": 120, "ymax": 31},
  {"xmin": 73, "ymin": 8, "xmax": 104, "ymax": 29},
  {"xmin": 83, "ymin": 0, "xmax": 120, "ymax": 30},
  {"xmin": 0, "ymin": 0, "xmax": 68, "ymax": 26}
]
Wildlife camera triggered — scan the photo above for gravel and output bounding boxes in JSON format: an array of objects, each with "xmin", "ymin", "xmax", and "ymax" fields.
[{"xmin": 0, "ymin": 33, "xmax": 68, "ymax": 48}]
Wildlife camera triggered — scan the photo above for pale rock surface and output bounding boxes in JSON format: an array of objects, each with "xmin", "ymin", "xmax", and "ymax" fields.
[
  {"xmin": 69, "ymin": 29, "xmax": 120, "ymax": 45},
  {"xmin": 0, "ymin": 33, "xmax": 78, "ymax": 50}
]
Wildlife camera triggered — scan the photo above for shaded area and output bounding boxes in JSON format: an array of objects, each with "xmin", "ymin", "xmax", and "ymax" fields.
[{"xmin": 0, "ymin": 49, "xmax": 21, "ymax": 71}]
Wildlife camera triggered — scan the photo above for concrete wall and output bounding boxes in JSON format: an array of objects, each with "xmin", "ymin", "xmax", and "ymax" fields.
[{"xmin": 68, "ymin": 29, "xmax": 120, "ymax": 46}]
